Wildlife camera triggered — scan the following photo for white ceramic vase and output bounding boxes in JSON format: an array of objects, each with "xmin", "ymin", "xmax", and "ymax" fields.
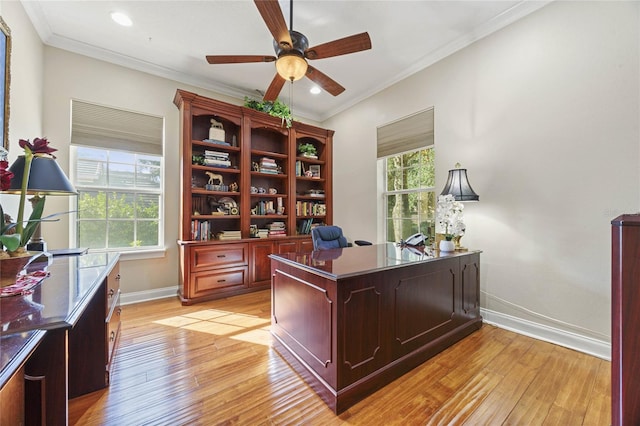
[{"xmin": 439, "ymin": 239, "xmax": 455, "ymax": 252}]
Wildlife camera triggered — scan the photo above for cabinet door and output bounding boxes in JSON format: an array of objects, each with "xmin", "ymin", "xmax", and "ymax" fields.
[
  {"xmin": 249, "ymin": 240, "xmax": 274, "ymax": 287},
  {"xmin": 300, "ymin": 238, "xmax": 314, "ymax": 252},
  {"xmin": 276, "ymin": 240, "xmax": 298, "ymax": 254}
]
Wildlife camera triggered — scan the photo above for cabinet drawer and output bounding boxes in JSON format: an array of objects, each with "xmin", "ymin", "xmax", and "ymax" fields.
[
  {"xmin": 192, "ymin": 267, "xmax": 247, "ymax": 297},
  {"xmin": 106, "ymin": 263, "xmax": 121, "ymax": 316},
  {"xmin": 192, "ymin": 244, "xmax": 248, "ymax": 270},
  {"xmin": 107, "ymin": 291, "xmax": 121, "ymax": 368}
]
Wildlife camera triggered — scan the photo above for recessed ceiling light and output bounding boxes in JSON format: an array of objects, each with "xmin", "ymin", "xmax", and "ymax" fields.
[
  {"xmin": 310, "ymin": 86, "xmax": 321, "ymax": 95},
  {"xmin": 111, "ymin": 12, "xmax": 132, "ymax": 27}
]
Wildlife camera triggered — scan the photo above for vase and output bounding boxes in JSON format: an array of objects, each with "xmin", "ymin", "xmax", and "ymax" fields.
[
  {"xmin": 0, "ymin": 251, "xmax": 40, "ymax": 287},
  {"xmin": 439, "ymin": 239, "xmax": 455, "ymax": 252}
]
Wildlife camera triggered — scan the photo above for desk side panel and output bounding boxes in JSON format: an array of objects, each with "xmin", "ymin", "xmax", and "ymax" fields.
[{"xmin": 271, "ymin": 261, "xmax": 337, "ymax": 388}]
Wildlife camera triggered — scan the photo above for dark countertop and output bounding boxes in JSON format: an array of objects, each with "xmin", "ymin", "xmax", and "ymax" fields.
[
  {"xmin": 269, "ymin": 243, "xmax": 480, "ymax": 280},
  {"xmin": 0, "ymin": 252, "xmax": 119, "ymax": 388}
]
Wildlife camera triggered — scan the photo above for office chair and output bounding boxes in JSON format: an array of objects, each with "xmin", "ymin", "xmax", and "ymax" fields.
[{"xmin": 311, "ymin": 226, "xmax": 372, "ymax": 250}]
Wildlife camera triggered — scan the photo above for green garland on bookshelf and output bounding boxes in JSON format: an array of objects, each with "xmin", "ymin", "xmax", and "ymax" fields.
[{"xmin": 243, "ymin": 97, "xmax": 293, "ymax": 128}]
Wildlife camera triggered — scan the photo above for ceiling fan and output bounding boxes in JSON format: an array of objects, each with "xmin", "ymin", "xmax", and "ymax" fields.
[{"xmin": 206, "ymin": 0, "xmax": 372, "ymax": 101}]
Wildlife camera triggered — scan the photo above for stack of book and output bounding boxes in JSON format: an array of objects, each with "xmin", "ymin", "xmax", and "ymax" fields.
[
  {"xmin": 259, "ymin": 157, "xmax": 279, "ymax": 174},
  {"xmin": 204, "ymin": 150, "xmax": 231, "ymax": 168},
  {"xmin": 267, "ymin": 221, "xmax": 286, "ymax": 237},
  {"xmin": 217, "ymin": 230, "xmax": 241, "ymax": 240},
  {"xmin": 257, "ymin": 228, "xmax": 269, "ymax": 238}
]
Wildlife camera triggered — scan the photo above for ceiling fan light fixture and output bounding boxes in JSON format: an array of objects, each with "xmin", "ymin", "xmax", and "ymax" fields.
[{"xmin": 276, "ymin": 53, "xmax": 308, "ymax": 81}]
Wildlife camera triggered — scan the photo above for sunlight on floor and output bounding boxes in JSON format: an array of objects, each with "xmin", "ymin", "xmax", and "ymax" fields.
[{"xmin": 153, "ymin": 309, "xmax": 272, "ymax": 346}]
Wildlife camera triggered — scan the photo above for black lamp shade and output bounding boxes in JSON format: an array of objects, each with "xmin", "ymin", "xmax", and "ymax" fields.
[
  {"xmin": 7, "ymin": 155, "xmax": 77, "ymax": 195},
  {"xmin": 440, "ymin": 167, "xmax": 479, "ymax": 202}
]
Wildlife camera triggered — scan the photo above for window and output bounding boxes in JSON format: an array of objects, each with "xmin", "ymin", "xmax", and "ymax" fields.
[
  {"xmin": 377, "ymin": 108, "xmax": 435, "ymax": 244},
  {"xmin": 70, "ymin": 101, "xmax": 164, "ymax": 252},
  {"xmin": 383, "ymin": 148, "xmax": 436, "ymax": 243}
]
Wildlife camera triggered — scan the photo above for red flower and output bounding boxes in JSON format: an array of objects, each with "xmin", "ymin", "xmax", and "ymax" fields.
[
  {"xmin": 18, "ymin": 137, "xmax": 58, "ymax": 158},
  {"xmin": 0, "ymin": 159, "xmax": 13, "ymax": 191}
]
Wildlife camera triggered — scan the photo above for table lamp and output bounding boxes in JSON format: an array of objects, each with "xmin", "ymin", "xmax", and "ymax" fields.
[
  {"xmin": 7, "ymin": 155, "xmax": 77, "ymax": 252},
  {"xmin": 440, "ymin": 163, "xmax": 478, "ymax": 250},
  {"xmin": 440, "ymin": 163, "xmax": 479, "ymax": 202}
]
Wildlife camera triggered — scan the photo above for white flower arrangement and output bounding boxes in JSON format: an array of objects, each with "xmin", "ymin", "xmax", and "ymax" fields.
[{"xmin": 436, "ymin": 194, "xmax": 465, "ymax": 240}]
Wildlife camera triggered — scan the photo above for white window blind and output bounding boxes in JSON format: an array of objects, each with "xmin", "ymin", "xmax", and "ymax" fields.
[
  {"xmin": 71, "ymin": 100, "xmax": 163, "ymax": 155},
  {"xmin": 376, "ymin": 108, "xmax": 434, "ymax": 159}
]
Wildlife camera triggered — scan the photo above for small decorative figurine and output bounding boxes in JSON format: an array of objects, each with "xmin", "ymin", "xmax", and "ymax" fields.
[
  {"xmin": 206, "ymin": 172, "xmax": 223, "ymax": 186},
  {"xmin": 229, "ymin": 182, "xmax": 238, "ymax": 192}
]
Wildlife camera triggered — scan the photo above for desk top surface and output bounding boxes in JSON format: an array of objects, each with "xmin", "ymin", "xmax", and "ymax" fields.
[
  {"xmin": 270, "ymin": 243, "xmax": 479, "ymax": 279},
  {"xmin": 0, "ymin": 252, "xmax": 119, "ymax": 387}
]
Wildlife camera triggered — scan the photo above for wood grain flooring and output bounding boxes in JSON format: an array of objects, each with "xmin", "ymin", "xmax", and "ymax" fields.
[{"xmin": 69, "ymin": 290, "xmax": 611, "ymax": 425}]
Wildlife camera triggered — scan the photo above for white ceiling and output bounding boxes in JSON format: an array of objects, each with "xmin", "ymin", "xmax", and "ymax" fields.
[{"xmin": 22, "ymin": 0, "xmax": 550, "ymax": 122}]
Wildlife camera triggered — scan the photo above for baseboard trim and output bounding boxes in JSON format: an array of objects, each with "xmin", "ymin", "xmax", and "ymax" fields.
[
  {"xmin": 480, "ymin": 308, "xmax": 611, "ymax": 361},
  {"xmin": 121, "ymin": 286, "xmax": 178, "ymax": 306}
]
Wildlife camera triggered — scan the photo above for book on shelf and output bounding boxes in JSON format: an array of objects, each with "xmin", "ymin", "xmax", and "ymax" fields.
[
  {"xmin": 191, "ymin": 219, "xmax": 211, "ymax": 241},
  {"xmin": 296, "ymin": 201, "xmax": 326, "ymax": 216},
  {"xmin": 203, "ymin": 139, "xmax": 230, "ymax": 146},
  {"xmin": 259, "ymin": 157, "xmax": 279, "ymax": 174},
  {"xmin": 204, "ymin": 159, "xmax": 231, "ymax": 168},
  {"xmin": 217, "ymin": 230, "xmax": 242, "ymax": 240},
  {"xmin": 267, "ymin": 221, "xmax": 287, "ymax": 237},
  {"xmin": 204, "ymin": 150, "xmax": 231, "ymax": 167}
]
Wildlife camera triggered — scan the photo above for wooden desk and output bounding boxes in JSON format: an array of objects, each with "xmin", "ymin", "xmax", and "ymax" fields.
[
  {"xmin": 269, "ymin": 244, "xmax": 482, "ymax": 413},
  {"xmin": 0, "ymin": 253, "xmax": 120, "ymax": 425}
]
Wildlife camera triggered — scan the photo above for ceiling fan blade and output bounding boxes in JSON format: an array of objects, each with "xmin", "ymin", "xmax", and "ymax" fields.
[
  {"xmin": 254, "ymin": 0, "xmax": 294, "ymax": 50},
  {"xmin": 264, "ymin": 73, "xmax": 287, "ymax": 101},
  {"xmin": 305, "ymin": 65, "xmax": 345, "ymax": 96},
  {"xmin": 305, "ymin": 32, "xmax": 372, "ymax": 60},
  {"xmin": 206, "ymin": 55, "xmax": 276, "ymax": 64}
]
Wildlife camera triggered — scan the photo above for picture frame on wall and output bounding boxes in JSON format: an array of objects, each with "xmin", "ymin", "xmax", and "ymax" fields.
[{"xmin": 0, "ymin": 18, "xmax": 10, "ymax": 150}]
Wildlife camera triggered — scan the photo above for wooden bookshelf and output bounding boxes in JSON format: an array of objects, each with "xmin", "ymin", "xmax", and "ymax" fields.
[{"xmin": 173, "ymin": 89, "xmax": 333, "ymax": 304}]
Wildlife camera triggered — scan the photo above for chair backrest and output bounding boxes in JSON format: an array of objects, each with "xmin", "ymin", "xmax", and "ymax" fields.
[{"xmin": 311, "ymin": 226, "xmax": 349, "ymax": 250}]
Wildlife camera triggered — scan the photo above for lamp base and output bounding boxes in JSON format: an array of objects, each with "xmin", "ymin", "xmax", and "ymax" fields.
[{"xmin": 26, "ymin": 240, "xmax": 47, "ymax": 252}]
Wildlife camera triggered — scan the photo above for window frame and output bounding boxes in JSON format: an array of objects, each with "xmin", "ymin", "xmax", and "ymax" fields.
[
  {"xmin": 70, "ymin": 145, "xmax": 165, "ymax": 255},
  {"xmin": 381, "ymin": 146, "xmax": 436, "ymax": 245}
]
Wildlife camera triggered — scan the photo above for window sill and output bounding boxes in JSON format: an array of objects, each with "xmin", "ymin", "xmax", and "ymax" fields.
[{"xmin": 88, "ymin": 247, "xmax": 167, "ymax": 261}]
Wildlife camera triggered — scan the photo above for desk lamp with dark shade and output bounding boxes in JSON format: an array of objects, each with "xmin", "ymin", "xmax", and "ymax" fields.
[
  {"xmin": 440, "ymin": 163, "xmax": 479, "ymax": 202},
  {"xmin": 7, "ymin": 155, "xmax": 77, "ymax": 252},
  {"xmin": 440, "ymin": 163, "xmax": 478, "ymax": 251}
]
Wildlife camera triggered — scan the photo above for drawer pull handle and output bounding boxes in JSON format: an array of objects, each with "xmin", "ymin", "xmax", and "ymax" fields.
[
  {"xmin": 110, "ymin": 331, "xmax": 115, "ymax": 342},
  {"xmin": 217, "ymin": 254, "xmax": 226, "ymax": 258},
  {"xmin": 218, "ymin": 279, "xmax": 226, "ymax": 283},
  {"xmin": 108, "ymin": 288, "xmax": 115, "ymax": 296},
  {"xmin": 116, "ymin": 274, "xmax": 121, "ymax": 281}
]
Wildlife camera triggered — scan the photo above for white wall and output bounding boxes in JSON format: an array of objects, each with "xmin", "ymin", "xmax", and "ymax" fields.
[
  {"xmin": 1, "ymin": 0, "xmax": 44, "ymax": 153},
  {"xmin": 0, "ymin": 0, "xmax": 44, "ymax": 239},
  {"xmin": 40, "ymin": 47, "xmax": 251, "ymax": 294},
  {"xmin": 325, "ymin": 1, "xmax": 639, "ymax": 354}
]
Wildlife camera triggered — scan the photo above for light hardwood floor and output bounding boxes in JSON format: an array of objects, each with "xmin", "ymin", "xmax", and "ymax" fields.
[{"xmin": 69, "ymin": 290, "xmax": 611, "ymax": 425}]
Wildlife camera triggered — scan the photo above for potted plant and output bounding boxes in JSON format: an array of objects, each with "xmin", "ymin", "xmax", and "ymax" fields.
[
  {"xmin": 298, "ymin": 143, "xmax": 317, "ymax": 159},
  {"xmin": 243, "ymin": 97, "xmax": 293, "ymax": 128}
]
